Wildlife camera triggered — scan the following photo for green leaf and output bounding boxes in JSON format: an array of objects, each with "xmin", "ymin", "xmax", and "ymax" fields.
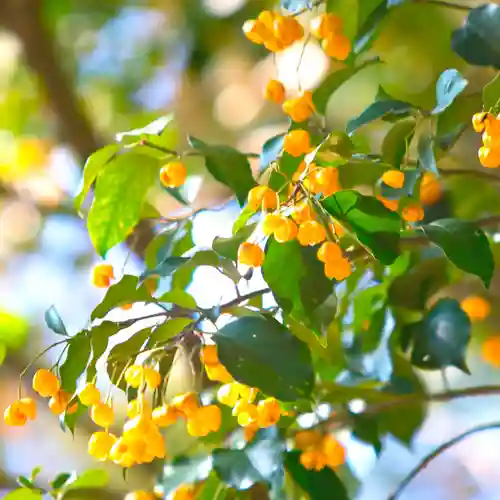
[
  {"xmin": 4, "ymin": 490, "xmax": 43, "ymax": 500},
  {"xmin": 158, "ymin": 290, "xmax": 197, "ymax": 309},
  {"xmin": 327, "ymin": 0, "xmax": 358, "ymax": 40},
  {"xmin": 408, "ymin": 298, "xmax": 471, "ymax": 372},
  {"xmin": 29, "ymin": 467, "xmax": 42, "ymax": 482},
  {"xmin": 147, "ymin": 318, "xmax": 193, "ymax": 347},
  {"xmin": 116, "ymin": 115, "xmax": 178, "ymax": 146},
  {"xmin": 86, "ymin": 321, "xmax": 123, "ymax": 382},
  {"xmin": 189, "ymin": 137, "xmax": 256, "ymax": 206},
  {"xmin": 381, "ymin": 119, "xmax": 415, "ymax": 169},
  {"xmin": 232, "ymin": 206, "xmax": 256, "ymax": 235},
  {"xmin": 483, "ymin": 72, "xmax": 500, "ymax": 111},
  {"xmin": 322, "ymin": 190, "xmax": 401, "ymax": 264},
  {"xmin": 59, "ymin": 333, "xmax": 91, "ymax": 393},
  {"xmin": 163, "ymin": 456, "xmax": 213, "ymax": 496},
  {"xmin": 16, "ymin": 477, "xmax": 35, "ymax": 490},
  {"xmin": 91, "ymin": 275, "xmax": 152, "ymax": 320},
  {"xmin": 313, "ymin": 59, "xmax": 380, "ymax": 114},
  {"xmin": 284, "ymin": 451, "xmax": 349, "ymax": 500},
  {"xmin": 268, "ymin": 152, "xmax": 303, "ymax": 192},
  {"xmin": 213, "ymin": 428, "xmax": 285, "ymax": 490},
  {"xmin": 215, "ymin": 315, "xmax": 314, "ymax": 401},
  {"xmin": 213, "ymin": 223, "xmax": 257, "ymax": 261},
  {"xmin": 60, "ymin": 400, "xmax": 87, "ymax": 435},
  {"xmin": 50, "ymin": 472, "xmax": 72, "ymax": 489},
  {"xmin": 44, "ymin": 305, "xmax": 68, "ymax": 337},
  {"xmin": 74, "ymin": 144, "xmax": 120, "ymax": 213},
  {"xmin": 87, "ymin": 152, "xmax": 158, "ymax": 257},
  {"xmin": 261, "ymin": 134, "xmax": 285, "ymax": 171},
  {"xmin": 346, "ymin": 99, "xmax": 413, "ymax": 135},
  {"xmin": 143, "ymin": 256, "xmax": 189, "ymax": 281},
  {"xmin": 196, "ymin": 473, "xmax": 227, "ymax": 500},
  {"xmin": 451, "ymin": 4, "xmax": 500, "ymax": 69},
  {"xmin": 431, "ymin": 69, "xmax": 468, "ymax": 115},
  {"xmin": 66, "ymin": 469, "xmax": 109, "ymax": 490},
  {"xmin": 422, "ymin": 218, "xmax": 494, "ymax": 287},
  {"xmin": 140, "ymin": 202, "xmax": 161, "ymax": 220},
  {"xmin": 417, "ymin": 132, "xmax": 438, "ymax": 175}
]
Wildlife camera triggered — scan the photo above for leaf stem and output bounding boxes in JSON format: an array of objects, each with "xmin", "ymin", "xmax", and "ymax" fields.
[{"xmin": 388, "ymin": 422, "xmax": 500, "ymax": 499}]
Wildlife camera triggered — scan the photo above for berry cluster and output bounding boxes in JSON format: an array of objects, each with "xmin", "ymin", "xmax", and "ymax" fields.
[
  {"xmin": 243, "ymin": 11, "xmax": 304, "ymax": 52},
  {"xmin": 295, "ymin": 429, "xmax": 346, "ymax": 471},
  {"xmin": 473, "ymin": 112, "xmax": 500, "ymax": 168},
  {"xmin": 310, "ymin": 13, "xmax": 351, "ymax": 60}
]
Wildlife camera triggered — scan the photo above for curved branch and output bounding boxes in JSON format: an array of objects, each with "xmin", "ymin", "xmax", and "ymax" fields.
[{"xmin": 388, "ymin": 422, "xmax": 500, "ymax": 500}]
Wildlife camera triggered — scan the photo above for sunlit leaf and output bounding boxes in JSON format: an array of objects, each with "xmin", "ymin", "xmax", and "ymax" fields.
[
  {"xmin": 431, "ymin": 69, "xmax": 468, "ymax": 115},
  {"xmin": 59, "ymin": 333, "xmax": 91, "ymax": 393}
]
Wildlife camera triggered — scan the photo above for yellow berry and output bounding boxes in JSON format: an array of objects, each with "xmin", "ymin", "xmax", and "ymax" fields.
[
  {"xmin": 274, "ymin": 216, "xmax": 298, "ymax": 243},
  {"xmin": 124, "ymin": 365, "xmax": 144, "ymax": 388},
  {"xmin": 90, "ymin": 402, "xmax": 114, "ymax": 427},
  {"xmin": 265, "ymin": 79, "xmax": 286, "ymax": 104},
  {"xmin": 127, "ymin": 395, "xmax": 152, "ymax": 419},
  {"xmin": 381, "ymin": 170, "xmax": 405, "ymax": 189},
  {"xmin": 187, "ymin": 405, "xmax": 222, "ymax": 437},
  {"xmin": 311, "ymin": 13, "xmax": 343, "ymax": 39},
  {"xmin": 274, "ymin": 16, "xmax": 303, "ymax": 47},
  {"xmin": 247, "ymin": 186, "xmax": 278, "ymax": 212},
  {"xmin": 482, "ymin": 336, "xmax": 500, "ymax": 367},
  {"xmin": 160, "ymin": 161, "xmax": 187, "ymax": 188},
  {"xmin": 283, "ymin": 91, "xmax": 315, "ymax": 123},
  {"xmin": 88, "ymin": 431, "xmax": 117, "ymax": 461},
  {"xmin": 3, "ymin": 401, "xmax": 29, "ymax": 427},
  {"xmin": 262, "ymin": 213, "xmax": 285, "ymax": 236},
  {"xmin": 324, "ymin": 257, "xmax": 352, "ymax": 281},
  {"xmin": 461, "ymin": 295, "xmax": 491, "ymax": 322},
  {"xmin": 125, "ymin": 492, "xmax": 155, "ymax": 500},
  {"xmin": 217, "ymin": 383, "xmax": 241, "ymax": 407},
  {"xmin": 317, "ymin": 241, "xmax": 343, "ymax": 263},
  {"xmin": 283, "ymin": 130, "xmax": 311, "ymax": 157},
  {"xmin": 472, "ymin": 112, "xmax": 492, "ymax": 133},
  {"xmin": 237, "ymin": 384, "xmax": 258, "ymax": 403},
  {"xmin": 233, "ymin": 401, "xmax": 258, "ymax": 427},
  {"xmin": 297, "ymin": 220, "xmax": 327, "ymax": 246},
  {"xmin": 79, "ymin": 383, "xmax": 101, "ymax": 406},
  {"xmin": 152, "ymin": 404, "xmax": 179, "ymax": 427},
  {"xmin": 322, "ymin": 434, "xmax": 346, "ymax": 469},
  {"xmin": 315, "ymin": 167, "xmax": 341, "ymax": 197},
  {"xmin": 200, "ymin": 344, "xmax": 219, "ymax": 366},
  {"xmin": 291, "ymin": 202, "xmax": 315, "ymax": 224},
  {"xmin": 322, "ymin": 34, "xmax": 351, "ymax": 60},
  {"xmin": 205, "ymin": 363, "xmax": 233, "ymax": 383},
  {"xmin": 144, "ymin": 367, "xmax": 162, "ymax": 389},
  {"xmin": 257, "ymin": 398, "xmax": 281, "ymax": 427},
  {"xmin": 92, "ymin": 263, "xmax": 115, "ymax": 288},
  {"xmin": 172, "ymin": 392, "xmax": 199, "ymax": 418},
  {"xmin": 49, "ymin": 390, "xmax": 77, "ymax": 416},
  {"xmin": 242, "ymin": 19, "xmax": 269, "ymax": 45},
  {"xmin": 33, "ymin": 369, "xmax": 60, "ymax": 398},
  {"xmin": 172, "ymin": 484, "xmax": 196, "ymax": 500},
  {"xmin": 18, "ymin": 398, "xmax": 37, "ymax": 420},
  {"xmin": 238, "ymin": 242, "xmax": 264, "ymax": 267},
  {"xmin": 478, "ymin": 146, "xmax": 500, "ymax": 168},
  {"xmin": 402, "ymin": 203, "xmax": 424, "ymax": 222}
]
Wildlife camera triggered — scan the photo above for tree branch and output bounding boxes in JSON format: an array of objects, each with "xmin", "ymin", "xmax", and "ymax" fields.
[{"xmin": 388, "ymin": 422, "xmax": 500, "ymax": 500}]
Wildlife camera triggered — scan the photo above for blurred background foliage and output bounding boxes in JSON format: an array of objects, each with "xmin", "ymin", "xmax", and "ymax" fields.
[{"xmin": 1, "ymin": 0, "xmax": 500, "ymax": 498}]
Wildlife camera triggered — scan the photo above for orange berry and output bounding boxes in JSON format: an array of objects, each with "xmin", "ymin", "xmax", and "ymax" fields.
[
  {"xmin": 291, "ymin": 202, "xmax": 315, "ymax": 224},
  {"xmin": 419, "ymin": 173, "xmax": 442, "ymax": 206},
  {"xmin": 257, "ymin": 398, "xmax": 281, "ymax": 427},
  {"xmin": 264, "ymin": 36, "xmax": 285, "ymax": 52},
  {"xmin": 322, "ymin": 434, "xmax": 346, "ymax": 469},
  {"xmin": 160, "ymin": 161, "xmax": 187, "ymax": 188},
  {"xmin": 461, "ymin": 295, "xmax": 491, "ymax": 322},
  {"xmin": 33, "ymin": 369, "xmax": 60, "ymax": 397},
  {"xmin": 311, "ymin": 13, "xmax": 343, "ymax": 39},
  {"xmin": 238, "ymin": 242, "xmax": 264, "ymax": 267},
  {"xmin": 247, "ymin": 186, "xmax": 278, "ymax": 212},
  {"xmin": 200, "ymin": 344, "xmax": 219, "ymax": 366},
  {"xmin": 152, "ymin": 404, "xmax": 179, "ymax": 427},
  {"xmin": 283, "ymin": 91, "xmax": 315, "ymax": 123},
  {"xmin": 322, "ymin": 34, "xmax": 351, "ymax": 60},
  {"xmin": 377, "ymin": 195, "xmax": 399, "ymax": 212},
  {"xmin": 297, "ymin": 220, "xmax": 327, "ymax": 246},
  {"xmin": 124, "ymin": 365, "xmax": 144, "ymax": 388},
  {"xmin": 88, "ymin": 431, "xmax": 117, "ymax": 461},
  {"xmin": 201, "ymin": 405, "xmax": 222, "ymax": 432},
  {"xmin": 18, "ymin": 398, "xmax": 37, "ymax": 420},
  {"xmin": 243, "ymin": 424, "xmax": 259, "ymax": 442},
  {"xmin": 274, "ymin": 217, "xmax": 298, "ymax": 243},
  {"xmin": 4, "ymin": 402, "xmax": 28, "ymax": 427},
  {"xmin": 242, "ymin": 19, "xmax": 268, "ymax": 45},
  {"xmin": 90, "ymin": 402, "xmax": 115, "ymax": 427},
  {"xmin": 300, "ymin": 450, "xmax": 327, "ymax": 471},
  {"xmin": 258, "ymin": 11, "xmax": 276, "ymax": 30},
  {"xmin": 172, "ymin": 392, "xmax": 199, "ymax": 418},
  {"xmin": 472, "ymin": 112, "xmax": 493, "ymax": 133},
  {"xmin": 482, "ymin": 336, "xmax": 500, "ymax": 367},
  {"xmin": 172, "ymin": 485, "xmax": 196, "ymax": 500},
  {"xmin": 283, "ymin": 130, "xmax": 311, "ymax": 157},
  {"xmin": 317, "ymin": 241, "xmax": 343, "ymax": 263},
  {"xmin": 262, "ymin": 213, "xmax": 285, "ymax": 236},
  {"xmin": 402, "ymin": 203, "xmax": 424, "ymax": 222},
  {"xmin": 125, "ymin": 491, "xmax": 155, "ymax": 500},
  {"xmin": 381, "ymin": 170, "xmax": 405, "ymax": 189},
  {"xmin": 265, "ymin": 79, "xmax": 286, "ymax": 104},
  {"xmin": 233, "ymin": 401, "xmax": 258, "ymax": 427},
  {"xmin": 324, "ymin": 257, "xmax": 352, "ymax": 281},
  {"xmin": 205, "ymin": 363, "xmax": 233, "ymax": 383},
  {"xmin": 120, "ymin": 303, "xmax": 133, "ymax": 310},
  {"xmin": 92, "ymin": 263, "xmax": 115, "ymax": 288},
  {"xmin": 79, "ymin": 383, "xmax": 101, "ymax": 406},
  {"xmin": 478, "ymin": 146, "xmax": 500, "ymax": 168},
  {"xmin": 143, "ymin": 367, "xmax": 162, "ymax": 389},
  {"xmin": 274, "ymin": 16, "xmax": 303, "ymax": 46},
  {"xmin": 49, "ymin": 390, "xmax": 75, "ymax": 416},
  {"xmin": 314, "ymin": 167, "xmax": 341, "ymax": 196}
]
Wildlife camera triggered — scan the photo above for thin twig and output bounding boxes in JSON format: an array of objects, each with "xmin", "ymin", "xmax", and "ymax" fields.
[
  {"xmin": 388, "ymin": 422, "xmax": 500, "ymax": 500},
  {"xmin": 219, "ymin": 288, "xmax": 272, "ymax": 311}
]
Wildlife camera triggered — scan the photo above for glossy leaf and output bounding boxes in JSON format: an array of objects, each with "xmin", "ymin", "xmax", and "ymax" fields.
[
  {"xmin": 4, "ymin": 490, "xmax": 43, "ymax": 500},
  {"xmin": 213, "ymin": 223, "xmax": 257, "ymax": 261},
  {"xmin": 163, "ymin": 456, "xmax": 213, "ymax": 496},
  {"xmin": 59, "ymin": 333, "xmax": 91, "ymax": 393},
  {"xmin": 86, "ymin": 321, "xmax": 123, "ymax": 382},
  {"xmin": 408, "ymin": 298, "xmax": 471, "ymax": 372},
  {"xmin": 284, "ymin": 451, "xmax": 349, "ymax": 500},
  {"xmin": 87, "ymin": 152, "xmax": 158, "ymax": 256},
  {"xmin": 50, "ymin": 472, "xmax": 72, "ymax": 489},
  {"xmin": 417, "ymin": 132, "xmax": 438, "ymax": 175},
  {"xmin": 215, "ymin": 315, "xmax": 314, "ymax": 401},
  {"xmin": 213, "ymin": 428, "xmax": 285, "ymax": 490},
  {"xmin": 451, "ymin": 4, "xmax": 500, "ymax": 69},
  {"xmin": 116, "ymin": 115, "xmax": 177, "ymax": 143},
  {"xmin": 44, "ymin": 305, "xmax": 68, "ymax": 337},
  {"xmin": 483, "ymin": 72, "xmax": 500, "ymax": 110},
  {"xmin": 91, "ymin": 275, "xmax": 152, "ymax": 320},
  {"xmin": 74, "ymin": 144, "xmax": 120, "ymax": 213},
  {"xmin": 313, "ymin": 58, "xmax": 380, "ymax": 114},
  {"xmin": 346, "ymin": 99, "xmax": 413, "ymax": 135},
  {"xmin": 261, "ymin": 134, "xmax": 285, "ymax": 171},
  {"xmin": 431, "ymin": 69, "xmax": 468, "ymax": 115},
  {"xmin": 158, "ymin": 290, "xmax": 197, "ymax": 309},
  {"xmin": 66, "ymin": 469, "xmax": 109, "ymax": 490},
  {"xmin": 422, "ymin": 218, "xmax": 494, "ymax": 287},
  {"xmin": 322, "ymin": 190, "xmax": 401, "ymax": 264},
  {"xmin": 381, "ymin": 119, "xmax": 415, "ymax": 169},
  {"xmin": 189, "ymin": 137, "xmax": 256, "ymax": 205},
  {"xmin": 147, "ymin": 317, "xmax": 193, "ymax": 346}
]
